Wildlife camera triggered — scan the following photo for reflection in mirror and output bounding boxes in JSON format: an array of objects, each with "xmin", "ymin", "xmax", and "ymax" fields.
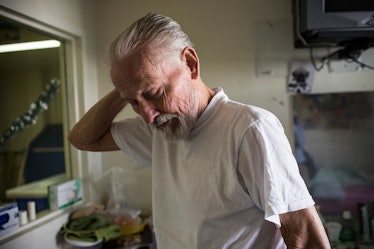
[
  {"xmin": 0, "ymin": 17, "xmax": 70, "ymax": 213},
  {"xmin": 293, "ymin": 91, "xmax": 374, "ymax": 240}
]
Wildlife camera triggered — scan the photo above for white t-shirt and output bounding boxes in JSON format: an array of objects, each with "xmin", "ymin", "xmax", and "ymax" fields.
[{"xmin": 111, "ymin": 88, "xmax": 315, "ymax": 249}]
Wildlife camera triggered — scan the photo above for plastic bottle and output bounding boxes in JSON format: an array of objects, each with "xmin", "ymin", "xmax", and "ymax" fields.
[
  {"xmin": 358, "ymin": 203, "xmax": 370, "ymax": 242},
  {"xmin": 339, "ymin": 210, "xmax": 356, "ymax": 243}
]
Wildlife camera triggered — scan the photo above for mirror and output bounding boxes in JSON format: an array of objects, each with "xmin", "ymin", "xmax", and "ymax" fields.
[
  {"xmin": 292, "ymin": 91, "xmax": 374, "ymax": 219},
  {"xmin": 0, "ymin": 16, "xmax": 70, "ymax": 212}
]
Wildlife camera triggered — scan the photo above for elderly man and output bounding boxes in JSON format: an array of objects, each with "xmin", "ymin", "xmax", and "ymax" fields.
[{"xmin": 68, "ymin": 13, "xmax": 330, "ymax": 249}]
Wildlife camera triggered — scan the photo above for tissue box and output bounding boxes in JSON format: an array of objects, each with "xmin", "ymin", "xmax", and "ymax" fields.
[
  {"xmin": 48, "ymin": 178, "xmax": 83, "ymax": 211},
  {"xmin": 0, "ymin": 203, "xmax": 19, "ymax": 238},
  {"xmin": 6, "ymin": 174, "xmax": 66, "ymax": 212}
]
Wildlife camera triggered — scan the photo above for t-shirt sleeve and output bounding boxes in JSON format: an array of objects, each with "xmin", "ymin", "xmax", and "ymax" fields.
[
  {"xmin": 110, "ymin": 116, "xmax": 153, "ymax": 169},
  {"xmin": 237, "ymin": 112, "xmax": 314, "ymax": 227}
]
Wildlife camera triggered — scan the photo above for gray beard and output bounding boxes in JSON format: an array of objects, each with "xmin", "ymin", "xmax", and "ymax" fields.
[{"xmin": 153, "ymin": 88, "xmax": 199, "ymax": 141}]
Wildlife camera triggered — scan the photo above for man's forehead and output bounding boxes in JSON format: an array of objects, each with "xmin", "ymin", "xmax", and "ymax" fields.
[
  {"xmin": 111, "ymin": 56, "xmax": 145, "ymax": 83},
  {"xmin": 112, "ymin": 69, "xmax": 158, "ymax": 98}
]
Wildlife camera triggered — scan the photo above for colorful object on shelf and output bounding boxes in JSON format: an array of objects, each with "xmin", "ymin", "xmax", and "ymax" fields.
[{"xmin": 0, "ymin": 203, "xmax": 19, "ymax": 238}]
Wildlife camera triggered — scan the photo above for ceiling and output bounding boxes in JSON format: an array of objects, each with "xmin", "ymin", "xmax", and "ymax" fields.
[{"xmin": 0, "ymin": 17, "xmax": 61, "ymax": 73}]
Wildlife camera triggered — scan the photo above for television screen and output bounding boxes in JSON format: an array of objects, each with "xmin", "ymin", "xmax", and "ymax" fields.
[{"xmin": 325, "ymin": 0, "xmax": 374, "ymax": 13}]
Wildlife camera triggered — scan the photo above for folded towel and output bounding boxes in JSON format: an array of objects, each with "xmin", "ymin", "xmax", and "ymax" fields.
[
  {"xmin": 62, "ymin": 214, "xmax": 121, "ymax": 242},
  {"xmin": 63, "ymin": 224, "xmax": 121, "ymax": 242},
  {"xmin": 67, "ymin": 214, "xmax": 112, "ymax": 230}
]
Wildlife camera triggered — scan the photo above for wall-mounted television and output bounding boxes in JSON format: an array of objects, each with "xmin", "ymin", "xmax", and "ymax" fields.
[{"xmin": 293, "ymin": 0, "xmax": 374, "ymax": 48}]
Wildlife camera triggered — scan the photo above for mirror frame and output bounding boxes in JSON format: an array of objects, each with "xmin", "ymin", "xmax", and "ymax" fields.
[{"xmin": 0, "ymin": 6, "xmax": 87, "ymax": 241}]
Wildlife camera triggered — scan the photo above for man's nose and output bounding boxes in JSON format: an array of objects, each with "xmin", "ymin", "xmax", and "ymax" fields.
[{"xmin": 139, "ymin": 100, "xmax": 158, "ymax": 123}]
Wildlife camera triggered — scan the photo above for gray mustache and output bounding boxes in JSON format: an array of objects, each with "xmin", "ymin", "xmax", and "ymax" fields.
[{"xmin": 153, "ymin": 114, "xmax": 179, "ymax": 126}]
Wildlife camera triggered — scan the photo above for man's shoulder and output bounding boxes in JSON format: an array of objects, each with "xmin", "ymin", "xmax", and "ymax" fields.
[{"xmin": 219, "ymin": 99, "xmax": 275, "ymax": 124}]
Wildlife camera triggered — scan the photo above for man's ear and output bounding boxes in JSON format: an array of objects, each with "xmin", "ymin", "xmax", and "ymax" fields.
[{"xmin": 182, "ymin": 47, "xmax": 199, "ymax": 79}]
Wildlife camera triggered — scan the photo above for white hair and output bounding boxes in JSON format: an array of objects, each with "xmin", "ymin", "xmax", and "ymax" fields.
[{"xmin": 109, "ymin": 13, "xmax": 193, "ymax": 64}]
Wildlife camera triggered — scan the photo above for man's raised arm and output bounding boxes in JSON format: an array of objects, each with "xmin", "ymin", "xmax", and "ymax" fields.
[{"xmin": 68, "ymin": 89, "xmax": 127, "ymax": 151}]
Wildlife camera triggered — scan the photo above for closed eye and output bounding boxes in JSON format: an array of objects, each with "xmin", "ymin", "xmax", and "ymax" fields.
[{"xmin": 143, "ymin": 88, "xmax": 163, "ymax": 101}]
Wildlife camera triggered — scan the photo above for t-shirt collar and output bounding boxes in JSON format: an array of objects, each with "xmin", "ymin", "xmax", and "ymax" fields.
[{"xmin": 193, "ymin": 87, "xmax": 227, "ymax": 129}]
